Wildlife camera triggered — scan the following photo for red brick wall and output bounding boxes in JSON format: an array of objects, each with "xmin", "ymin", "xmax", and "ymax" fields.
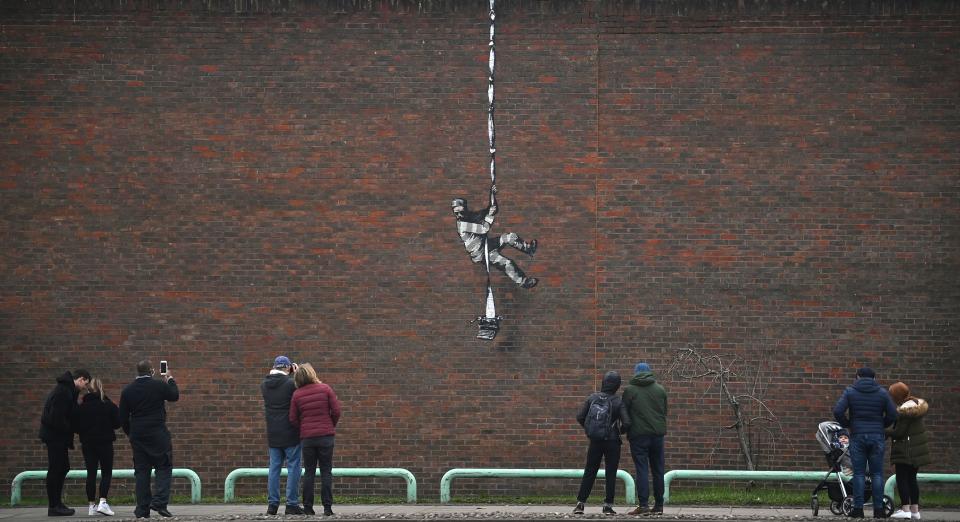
[{"xmin": 2, "ymin": 0, "xmax": 958, "ymax": 501}]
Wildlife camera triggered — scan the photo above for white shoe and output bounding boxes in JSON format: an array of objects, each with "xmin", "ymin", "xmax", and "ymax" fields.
[
  {"xmin": 912, "ymin": 513, "xmax": 921, "ymax": 520},
  {"xmin": 891, "ymin": 510, "xmax": 913, "ymax": 519},
  {"xmin": 88, "ymin": 505, "xmax": 97, "ymax": 516},
  {"xmin": 96, "ymin": 500, "xmax": 114, "ymax": 516}
]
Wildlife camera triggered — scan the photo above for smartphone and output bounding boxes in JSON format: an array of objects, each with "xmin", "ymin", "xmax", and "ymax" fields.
[{"xmin": 160, "ymin": 360, "xmax": 168, "ymax": 375}]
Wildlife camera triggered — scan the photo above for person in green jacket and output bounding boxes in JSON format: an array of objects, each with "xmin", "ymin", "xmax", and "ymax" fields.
[
  {"xmin": 621, "ymin": 362, "xmax": 668, "ymax": 515},
  {"xmin": 885, "ymin": 382, "xmax": 931, "ymax": 520}
]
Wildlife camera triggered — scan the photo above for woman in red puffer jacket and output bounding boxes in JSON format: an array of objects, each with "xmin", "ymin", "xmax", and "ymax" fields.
[{"xmin": 289, "ymin": 363, "xmax": 341, "ymax": 516}]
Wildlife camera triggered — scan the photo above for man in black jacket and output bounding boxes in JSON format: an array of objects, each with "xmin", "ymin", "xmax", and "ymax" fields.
[
  {"xmin": 39, "ymin": 369, "xmax": 91, "ymax": 516},
  {"xmin": 260, "ymin": 356, "xmax": 304, "ymax": 515},
  {"xmin": 119, "ymin": 360, "xmax": 179, "ymax": 519}
]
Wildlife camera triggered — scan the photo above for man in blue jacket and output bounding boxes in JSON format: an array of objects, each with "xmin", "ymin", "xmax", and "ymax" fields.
[{"xmin": 833, "ymin": 367, "xmax": 898, "ymax": 518}]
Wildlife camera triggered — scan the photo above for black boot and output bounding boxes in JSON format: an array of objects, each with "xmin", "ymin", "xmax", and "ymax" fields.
[
  {"xmin": 874, "ymin": 508, "xmax": 888, "ymax": 519},
  {"xmin": 47, "ymin": 506, "xmax": 75, "ymax": 517},
  {"xmin": 849, "ymin": 507, "xmax": 865, "ymax": 518}
]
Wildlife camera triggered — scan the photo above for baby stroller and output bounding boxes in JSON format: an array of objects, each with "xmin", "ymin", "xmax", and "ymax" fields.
[{"xmin": 810, "ymin": 421, "xmax": 894, "ymax": 516}]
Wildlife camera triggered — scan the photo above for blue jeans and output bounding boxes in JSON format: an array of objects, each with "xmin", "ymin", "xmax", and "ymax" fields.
[
  {"xmin": 849, "ymin": 433, "xmax": 885, "ymax": 510},
  {"xmin": 268, "ymin": 445, "xmax": 302, "ymax": 506},
  {"xmin": 629, "ymin": 435, "xmax": 665, "ymax": 507}
]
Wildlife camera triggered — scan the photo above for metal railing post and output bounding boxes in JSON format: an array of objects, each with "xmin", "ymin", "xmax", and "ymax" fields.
[
  {"xmin": 663, "ymin": 470, "xmax": 837, "ymax": 504},
  {"xmin": 223, "ymin": 468, "xmax": 416, "ymax": 503},
  {"xmin": 439, "ymin": 468, "xmax": 635, "ymax": 505},
  {"xmin": 10, "ymin": 469, "xmax": 201, "ymax": 506},
  {"xmin": 884, "ymin": 473, "xmax": 960, "ymax": 500}
]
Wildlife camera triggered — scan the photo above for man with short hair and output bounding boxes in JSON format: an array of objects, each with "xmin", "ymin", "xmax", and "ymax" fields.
[
  {"xmin": 621, "ymin": 362, "xmax": 668, "ymax": 515},
  {"xmin": 833, "ymin": 367, "xmax": 898, "ymax": 518},
  {"xmin": 261, "ymin": 356, "xmax": 304, "ymax": 515},
  {"xmin": 119, "ymin": 360, "xmax": 179, "ymax": 519},
  {"xmin": 40, "ymin": 369, "xmax": 91, "ymax": 516}
]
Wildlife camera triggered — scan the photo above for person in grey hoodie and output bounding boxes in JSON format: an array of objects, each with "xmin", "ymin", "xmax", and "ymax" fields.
[
  {"xmin": 260, "ymin": 356, "xmax": 304, "ymax": 515},
  {"xmin": 573, "ymin": 371, "xmax": 630, "ymax": 516},
  {"xmin": 621, "ymin": 362, "xmax": 668, "ymax": 515},
  {"xmin": 833, "ymin": 367, "xmax": 898, "ymax": 519}
]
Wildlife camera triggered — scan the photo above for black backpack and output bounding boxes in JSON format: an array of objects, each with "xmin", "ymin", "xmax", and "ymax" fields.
[{"xmin": 584, "ymin": 394, "xmax": 615, "ymax": 440}]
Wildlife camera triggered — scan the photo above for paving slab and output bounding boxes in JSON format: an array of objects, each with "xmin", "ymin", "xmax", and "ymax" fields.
[{"xmin": 0, "ymin": 505, "xmax": 957, "ymax": 522}]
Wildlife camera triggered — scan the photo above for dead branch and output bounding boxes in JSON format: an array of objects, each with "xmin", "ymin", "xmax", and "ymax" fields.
[{"xmin": 666, "ymin": 345, "xmax": 785, "ymax": 472}]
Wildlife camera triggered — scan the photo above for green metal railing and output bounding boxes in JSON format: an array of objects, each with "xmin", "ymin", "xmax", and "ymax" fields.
[
  {"xmin": 440, "ymin": 468, "xmax": 636, "ymax": 504},
  {"xmin": 663, "ymin": 470, "xmax": 837, "ymax": 504},
  {"xmin": 223, "ymin": 468, "xmax": 417, "ymax": 503},
  {"xmin": 884, "ymin": 473, "xmax": 960, "ymax": 500},
  {"xmin": 10, "ymin": 469, "xmax": 201, "ymax": 506}
]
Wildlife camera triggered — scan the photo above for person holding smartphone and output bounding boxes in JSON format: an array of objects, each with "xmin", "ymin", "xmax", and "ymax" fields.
[
  {"xmin": 119, "ymin": 360, "xmax": 179, "ymax": 519},
  {"xmin": 261, "ymin": 356, "xmax": 304, "ymax": 515}
]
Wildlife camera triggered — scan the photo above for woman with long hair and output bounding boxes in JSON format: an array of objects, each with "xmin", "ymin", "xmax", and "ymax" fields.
[
  {"xmin": 289, "ymin": 363, "xmax": 341, "ymax": 516},
  {"xmin": 72, "ymin": 377, "xmax": 121, "ymax": 516},
  {"xmin": 886, "ymin": 382, "xmax": 931, "ymax": 520}
]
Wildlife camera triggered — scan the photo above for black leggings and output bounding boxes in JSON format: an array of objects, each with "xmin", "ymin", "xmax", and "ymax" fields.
[
  {"xmin": 576, "ymin": 438, "xmax": 621, "ymax": 505},
  {"xmin": 302, "ymin": 436, "xmax": 335, "ymax": 509},
  {"xmin": 82, "ymin": 442, "xmax": 114, "ymax": 502},
  {"xmin": 895, "ymin": 464, "xmax": 920, "ymax": 506}
]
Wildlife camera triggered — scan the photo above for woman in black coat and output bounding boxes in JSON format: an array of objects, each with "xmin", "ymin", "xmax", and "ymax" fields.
[{"xmin": 72, "ymin": 378, "xmax": 121, "ymax": 516}]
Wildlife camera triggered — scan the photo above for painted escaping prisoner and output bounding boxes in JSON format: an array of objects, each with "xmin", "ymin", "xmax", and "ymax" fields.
[{"xmin": 452, "ymin": 184, "xmax": 538, "ymax": 289}]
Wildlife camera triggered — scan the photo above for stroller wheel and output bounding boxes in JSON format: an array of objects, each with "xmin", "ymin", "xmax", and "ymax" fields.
[
  {"xmin": 882, "ymin": 495, "xmax": 895, "ymax": 517},
  {"xmin": 830, "ymin": 500, "xmax": 843, "ymax": 516},
  {"xmin": 810, "ymin": 495, "xmax": 819, "ymax": 516},
  {"xmin": 842, "ymin": 496, "xmax": 855, "ymax": 516}
]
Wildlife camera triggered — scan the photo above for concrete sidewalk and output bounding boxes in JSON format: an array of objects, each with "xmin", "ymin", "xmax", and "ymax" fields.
[{"xmin": 1, "ymin": 505, "xmax": 958, "ymax": 522}]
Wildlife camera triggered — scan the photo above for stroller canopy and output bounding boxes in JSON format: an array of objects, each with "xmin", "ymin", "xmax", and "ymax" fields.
[{"xmin": 816, "ymin": 421, "xmax": 848, "ymax": 453}]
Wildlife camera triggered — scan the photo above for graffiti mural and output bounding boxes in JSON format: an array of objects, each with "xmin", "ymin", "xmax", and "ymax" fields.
[{"xmin": 452, "ymin": 0, "xmax": 539, "ymax": 341}]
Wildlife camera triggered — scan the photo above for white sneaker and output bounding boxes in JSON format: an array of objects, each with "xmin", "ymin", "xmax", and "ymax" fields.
[
  {"xmin": 88, "ymin": 505, "xmax": 97, "ymax": 516},
  {"xmin": 912, "ymin": 513, "xmax": 921, "ymax": 520},
  {"xmin": 96, "ymin": 500, "xmax": 114, "ymax": 516},
  {"xmin": 891, "ymin": 510, "xmax": 913, "ymax": 519}
]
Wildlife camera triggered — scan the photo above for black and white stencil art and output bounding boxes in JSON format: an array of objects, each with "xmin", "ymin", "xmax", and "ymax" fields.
[
  {"xmin": 452, "ymin": 0, "xmax": 539, "ymax": 341},
  {"xmin": 451, "ymin": 185, "xmax": 538, "ymax": 290},
  {"xmin": 451, "ymin": 185, "xmax": 539, "ymax": 341}
]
